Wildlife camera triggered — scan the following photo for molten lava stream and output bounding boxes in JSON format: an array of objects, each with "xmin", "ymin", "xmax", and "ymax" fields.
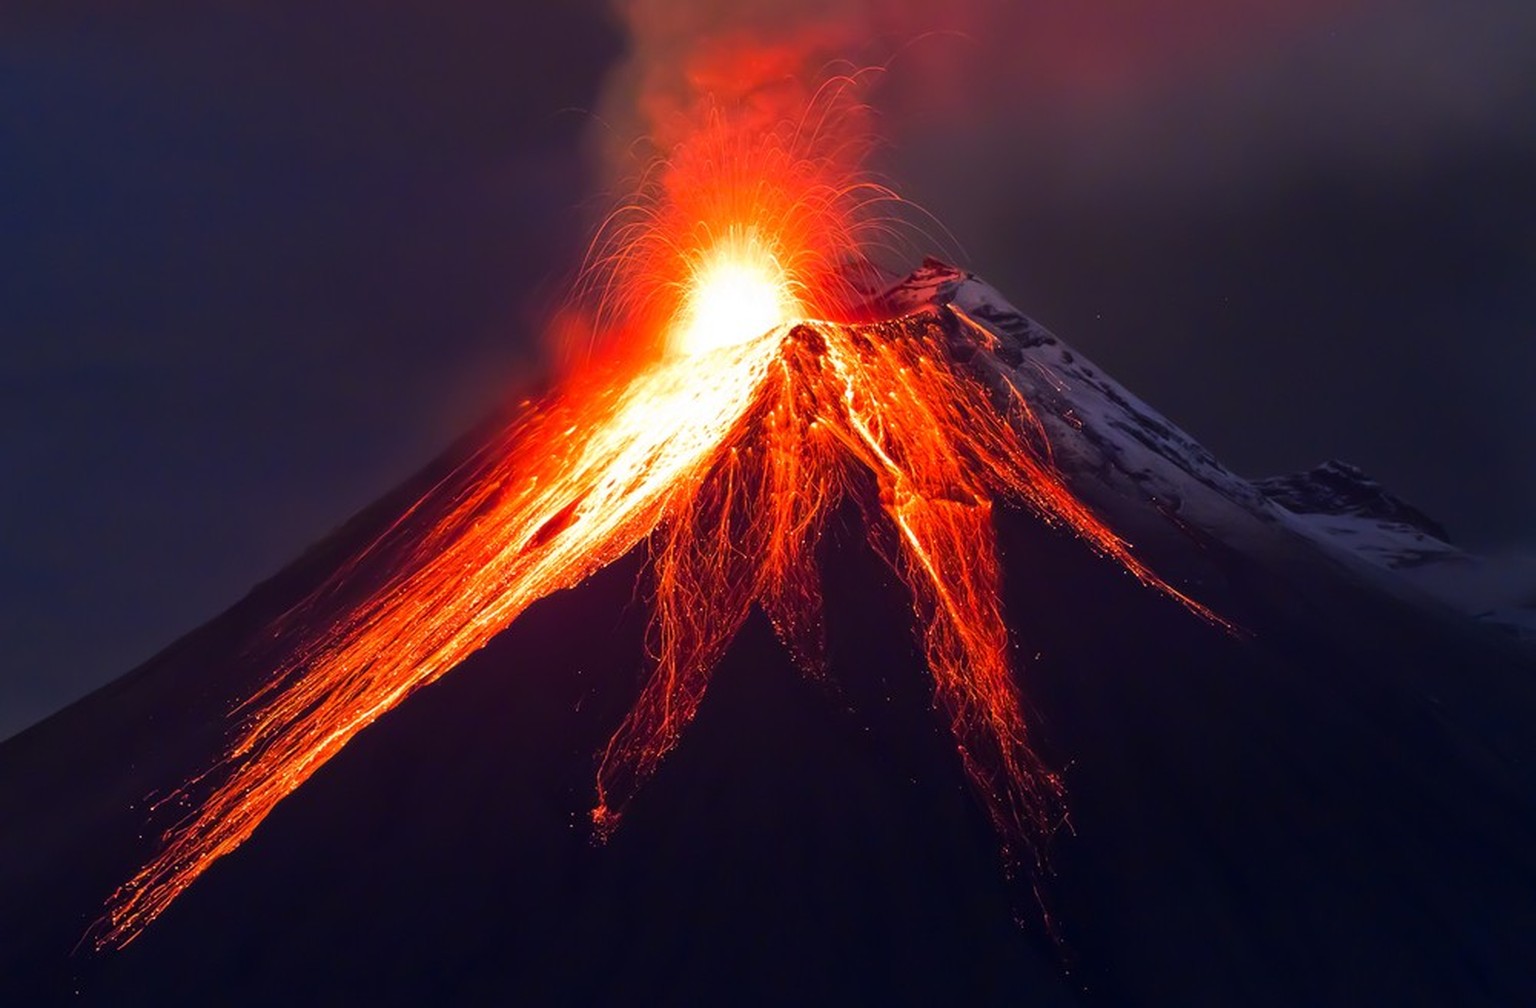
[
  {"xmin": 95, "ymin": 320, "xmax": 787, "ymax": 947},
  {"xmin": 97, "ymin": 180, "xmax": 1225, "ymax": 952}
]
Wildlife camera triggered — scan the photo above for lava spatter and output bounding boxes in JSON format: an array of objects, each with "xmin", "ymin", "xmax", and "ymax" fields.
[{"xmin": 94, "ymin": 84, "xmax": 1225, "ymax": 951}]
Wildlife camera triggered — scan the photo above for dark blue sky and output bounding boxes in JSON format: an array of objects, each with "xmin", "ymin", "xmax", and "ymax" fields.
[{"xmin": 3, "ymin": 1, "xmax": 1532, "ymax": 739}]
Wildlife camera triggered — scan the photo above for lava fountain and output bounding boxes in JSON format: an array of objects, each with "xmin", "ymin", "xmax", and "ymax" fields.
[{"xmin": 94, "ymin": 78, "xmax": 1224, "ymax": 950}]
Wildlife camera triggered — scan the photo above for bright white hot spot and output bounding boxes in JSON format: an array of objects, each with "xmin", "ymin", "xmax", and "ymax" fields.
[{"xmin": 672, "ymin": 226, "xmax": 801, "ymax": 356}]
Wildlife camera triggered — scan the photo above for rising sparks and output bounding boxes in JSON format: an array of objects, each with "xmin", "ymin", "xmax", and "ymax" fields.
[{"xmin": 94, "ymin": 79, "xmax": 1224, "ymax": 950}]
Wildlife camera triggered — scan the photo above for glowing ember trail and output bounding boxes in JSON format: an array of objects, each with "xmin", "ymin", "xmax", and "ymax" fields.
[{"xmin": 94, "ymin": 83, "xmax": 1226, "ymax": 950}]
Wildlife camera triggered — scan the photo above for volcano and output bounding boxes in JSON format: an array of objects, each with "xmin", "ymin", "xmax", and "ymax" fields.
[{"xmin": 3, "ymin": 261, "xmax": 1535, "ymax": 1007}]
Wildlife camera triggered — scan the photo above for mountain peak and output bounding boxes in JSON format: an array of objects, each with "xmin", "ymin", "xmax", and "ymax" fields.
[
  {"xmin": 1255, "ymin": 460, "xmax": 1451, "ymax": 543},
  {"xmin": 4, "ymin": 261, "xmax": 1534, "ymax": 1007}
]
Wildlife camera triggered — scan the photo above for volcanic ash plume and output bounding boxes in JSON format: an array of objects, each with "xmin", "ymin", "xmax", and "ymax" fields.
[{"xmin": 594, "ymin": 0, "xmax": 875, "ymax": 169}]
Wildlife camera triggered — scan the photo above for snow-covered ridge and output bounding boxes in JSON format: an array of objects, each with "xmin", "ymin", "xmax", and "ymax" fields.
[
  {"xmin": 1254, "ymin": 461, "xmax": 1450, "ymax": 543},
  {"xmin": 878, "ymin": 259, "xmax": 1534, "ymax": 645},
  {"xmin": 1241, "ymin": 460, "xmax": 1536, "ymax": 637},
  {"xmin": 1260, "ymin": 465, "xmax": 1536, "ymax": 644},
  {"xmin": 880, "ymin": 259, "xmax": 1272, "ymax": 532}
]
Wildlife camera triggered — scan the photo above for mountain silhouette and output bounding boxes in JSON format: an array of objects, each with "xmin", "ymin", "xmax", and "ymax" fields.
[{"xmin": 3, "ymin": 263, "xmax": 1534, "ymax": 1007}]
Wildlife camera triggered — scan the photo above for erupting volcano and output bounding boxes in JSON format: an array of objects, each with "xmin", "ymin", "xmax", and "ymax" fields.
[
  {"xmin": 93, "ymin": 89, "xmax": 1228, "ymax": 949},
  {"xmin": 7, "ymin": 29, "xmax": 1536, "ymax": 1008}
]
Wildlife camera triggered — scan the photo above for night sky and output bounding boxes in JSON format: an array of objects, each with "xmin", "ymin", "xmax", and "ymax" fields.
[{"xmin": 3, "ymin": 0, "xmax": 1532, "ymax": 740}]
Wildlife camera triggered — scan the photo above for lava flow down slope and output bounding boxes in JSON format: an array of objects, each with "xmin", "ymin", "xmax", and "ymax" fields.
[
  {"xmin": 4, "ymin": 58, "xmax": 1536, "ymax": 1006},
  {"xmin": 4, "ymin": 256, "xmax": 1536, "ymax": 1006}
]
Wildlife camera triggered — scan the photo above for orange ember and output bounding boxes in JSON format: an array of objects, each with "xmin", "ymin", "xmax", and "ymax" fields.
[{"xmin": 94, "ymin": 79, "xmax": 1225, "ymax": 950}]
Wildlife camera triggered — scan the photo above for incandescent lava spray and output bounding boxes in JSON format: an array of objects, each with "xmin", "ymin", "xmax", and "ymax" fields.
[{"xmin": 93, "ymin": 69, "xmax": 1225, "ymax": 951}]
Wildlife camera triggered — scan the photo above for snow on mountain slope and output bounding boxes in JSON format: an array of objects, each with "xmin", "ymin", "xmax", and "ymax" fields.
[
  {"xmin": 1255, "ymin": 460, "xmax": 1451, "ymax": 541},
  {"xmin": 873, "ymin": 258, "xmax": 1295, "ymax": 616},
  {"xmin": 1256, "ymin": 463, "xmax": 1536, "ymax": 642},
  {"xmin": 885, "ymin": 260, "xmax": 1533, "ymax": 645},
  {"xmin": 885, "ymin": 261, "xmax": 1268, "ymax": 519}
]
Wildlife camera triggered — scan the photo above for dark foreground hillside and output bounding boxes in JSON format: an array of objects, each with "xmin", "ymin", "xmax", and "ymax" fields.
[{"xmin": 3, "ymin": 460, "xmax": 1535, "ymax": 1006}]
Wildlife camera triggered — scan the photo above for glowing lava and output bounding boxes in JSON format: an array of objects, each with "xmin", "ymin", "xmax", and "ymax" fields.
[
  {"xmin": 94, "ymin": 86, "xmax": 1227, "ymax": 951},
  {"xmin": 672, "ymin": 226, "xmax": 801, "ymax": 355}
]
